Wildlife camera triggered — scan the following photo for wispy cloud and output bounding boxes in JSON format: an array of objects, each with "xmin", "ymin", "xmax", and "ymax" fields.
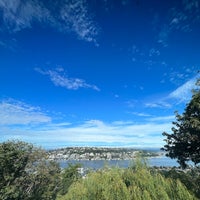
[
  {"xmin": 160, "ymin": 66, "xmax": 199, "ymax": 86},
  {"xmin": 145, "ymin": 101, "xmax": 171, "ymax": 109},
  {"xmin": 0, "ymin": 98, "xmax": 51, "ymax": 125},
  {"xmin": 131, "ymin": 45, "xmax": 161, "ymax": 62},
  {"xmin": 60, "ymin": 0, "xmax": 99, "ymax": 44},
  {"xmin": 0, "ymin": 98, "xmax": 171, "ymax": 148},
  {"xmin": 156, "ymin": 0, "xmax": 200, "ymax": 47},
  {"xmin": 148, "ymin": 115, "xmax": 175, "ymax": 122},
  {"xmin": 0, "ymin": 0, "xmax": 50, "ymax": 32},
  {"xmin": 168, "ymin": 76, "xmax": 197, "ymax": 102},
  {"xmin": 1, "ymin": 118, "xmax": 171, "ymax": 148},
  {"xmin": 129, "ymin": 112, "xmax": 152, "ymax": 117},
  {"xmin": 0, "ymin": 0, "xmax": 99, "ymax": 44},
  {"xmin": 130, "ymin": 44, "xmax": 167, "ymax": 68},
  {"xmin": 145, "ymin": 76, "xmax": 199, "ymax": 109},
  {"xmin": 0, "ymin": 38, "xmax": 18, "ymax": 51},
  {"xmin": 35, "ymin": 67, "xmax": 100, "ymax": 91}
]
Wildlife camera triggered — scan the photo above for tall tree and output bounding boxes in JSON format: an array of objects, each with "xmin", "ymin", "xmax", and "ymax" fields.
[
  {"xmin": 162, "ymin": 78, "xmax": 200, "ymax": 168},
  {"xmin": 0, "ymin": 140, "xmax": 60, "ymax": 200}
]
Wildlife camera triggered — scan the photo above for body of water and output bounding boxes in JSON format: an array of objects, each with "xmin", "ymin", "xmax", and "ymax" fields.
[{"xmin": 58, "ymin": 156, "xmax": 179, "ymax": 170}]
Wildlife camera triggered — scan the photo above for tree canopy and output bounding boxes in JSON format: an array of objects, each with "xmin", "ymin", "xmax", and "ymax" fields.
[
  {"xmin": 0, "ymin": 140, "xmax": 60, "ymax": 200},
  {"xmin": 58, "ymin": 162, "xmax": 196, "ymax": 200},
  {"xmin": 162, "ymin": 78, "xmax": 200, "ymax": 168}
]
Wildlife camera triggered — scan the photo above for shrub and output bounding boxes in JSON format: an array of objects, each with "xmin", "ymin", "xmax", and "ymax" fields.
[
  {"xmin": 57, "ymin": 160, "xmax": 196, "ymax": 200},
  {"xmin": 0, "ymin": 140, "xmax": 61, "ymax": 200}
]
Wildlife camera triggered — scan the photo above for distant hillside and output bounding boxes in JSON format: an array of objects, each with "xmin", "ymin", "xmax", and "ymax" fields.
[{"xmin": 47, "ymin": 147, "xmax": 160, "ymax": 160}]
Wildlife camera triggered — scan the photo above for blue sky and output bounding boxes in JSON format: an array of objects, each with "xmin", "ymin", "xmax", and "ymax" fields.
[{"xmin": 0, "ymin": 0, "xmax": 200, "ymax": 149}]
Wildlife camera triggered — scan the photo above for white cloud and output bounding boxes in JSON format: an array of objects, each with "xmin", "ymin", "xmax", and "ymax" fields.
[
  {"xmin": 1, "ymin": 119, "xmax": 172, "ymax": 148},
  {"xmin": 156, "ymin": 0, "xmax": 200, "ymax": 47},
  {"xmin": 149, "ymin": 48, "xmax": 160, "ymax": 57},
  {"xmin": 145, "ymin": 101, "xmax": 171, "ymax": 109},
  {"xmin": 111, "ymin": 120, "xmax": 134, "ymax": 126},
  {"xmin": 130, "ymin": 44, "xmax": 164, "ymax": 67},
  {"xmin": 60, "ymin": 0, "xmax": 99, "ymax": 44},
  {"xmin": 161, "ymin": 66, "xmax": 199, "ymax": 86},
  {"xmin": 129, "ymin": 112, "xmax": 152, "ymax": 117},
  {"xmin": 35, "ymin": 67, "xmax": 100, "ymax": 91},
  {"xmin": 0, "ymin": 98, "xmax": 172, "ymax": 148},
  {"xmin": 168, "ymin": 77, "xmax": 197, "ymax": 102},
  {"xmin": 145, "ymin": 76, "xmax": 199, "ymax": 109},
  {"xmin": 148, "ymin": 115, "xmax": 175, "ymax": 122},
  {"xmin": 0, "ymin": 0, "xmax": 50, "ymax": 32},
  {"xmin": 0, "ymin": 99, "xmax": 51, "ymax": 125},
  {"xmin": 144, "ymin": 76, "xmax": 198, "ymax": 110},
  {"xmin": 0, "ymin": 0, "xmax": 99, "ymax": 44}
]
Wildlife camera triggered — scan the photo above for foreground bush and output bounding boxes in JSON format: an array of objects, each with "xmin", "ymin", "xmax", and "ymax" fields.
[
  {"xmin": 0, "ymin": 140, "xmax": 61, "ymax": 200},
  {"xmin": 59, "ymin": 163, "xmax": 82, "ymax": 195},
  {"xmin": 1, "ymin": 140, "xmax": 197, "ymax": 200},
  {"xmin": 159, "ymin": 167, "xmax": 200, "ymax": 199},
  {"xmin": 57, "ymin": 161, "xmax": 196, "ymax": 200}
]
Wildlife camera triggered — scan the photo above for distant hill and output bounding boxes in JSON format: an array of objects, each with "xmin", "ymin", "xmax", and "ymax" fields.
[{"xmin": 47, "ymin": 147, "xmax": 160, "ymax": 161}]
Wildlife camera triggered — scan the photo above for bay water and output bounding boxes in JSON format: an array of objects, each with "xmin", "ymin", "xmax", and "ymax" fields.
[{"xmin": 58, "ymin": 156, "xmax": 179, "ymax": 170}]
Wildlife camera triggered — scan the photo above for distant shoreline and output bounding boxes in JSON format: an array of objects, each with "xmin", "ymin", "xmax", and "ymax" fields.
[{"xmin": 47, "ymin": 147, "xmax": 162, "ymax": 161}]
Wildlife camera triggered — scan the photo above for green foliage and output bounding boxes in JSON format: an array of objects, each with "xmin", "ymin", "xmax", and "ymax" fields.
[
  {"xmin": 1, "ymin": 140, "xmax": 198, "ymax": 200},
  {"xmin": 162, "ymin": 78, "xmax": 200, "ymax": 168},
  {"xmin": 27, "ymin": 160, "xmax": 61, "ymax": 200},
  {"xmin": 0, "ymin": 140, "xmax": 61, "ymax": 200},
  {"xmin": 59, "ymin": 163, "xmax": 81, "ymax": 195},
  {"xmin": 57, "ymin": 161, "xmax": 196, "ymax": 200},
  {"xmin": 59, "ymin": 168, "xmax": 130, "ymax": 200},
  {"xmin": 159, "ymin": 167, "xmax": 200, "ymax": 199}
]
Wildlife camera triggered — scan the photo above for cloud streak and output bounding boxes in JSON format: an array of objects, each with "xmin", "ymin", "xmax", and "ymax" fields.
[
  {"xmin": 0, "ymin": 98, "xmax": 172, "ymax": 148},
  {"xmin": 35, "ymin": 67, "xmax": 100, "ymax": 91},
  {"xmin": 144, "ymin": 75, "xmax": 199, "ymax": 110},
  {"xmin": 145, "ymin": 101, "xmax": 172, "ymax": 109},
  {"xmin": 0, "ymin": 98, "xmax": 51, "ymax": 125},
  {"xmin": 0, "ymin": 118, "xmax": 171, "ymax": 148},
  {"xmin": 168, "ymin": 76, "xmax": 198, "ymax": 102},
  {"xmin": 148, "ymin": 115, "xmax": 175, "ymax": 122},
  {"xmin": 0, "ymin": 0, "xmax": 50, "ymax": 32},
  {"xmin": 60, "ymin": 0, "xmax": 99, "ymax": 44},
  {"xmin": 0, "ymin": 0, "xmax": 99, "ymax": 44},
  {"xmin": 156, "ymin": 0, "xmax": 200, "ymax": 47}
]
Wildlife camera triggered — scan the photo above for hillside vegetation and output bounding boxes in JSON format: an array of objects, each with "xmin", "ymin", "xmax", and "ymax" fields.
[
  {"xmin": 47, "ymin": 147, "xmax": 159, "ymax": 161},
  {"xmin": 0, "ymin": 140, "xmax": 199, "ymax": 200},
  {"xmin": 57, "ymin": 160, "xmax": 197, "ymax": 200}
]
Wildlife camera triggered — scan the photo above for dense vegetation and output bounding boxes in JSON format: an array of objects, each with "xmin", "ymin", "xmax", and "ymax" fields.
[
  {"xmin": 162, "ymin": 78, "xmax": 200, "ymax": 168},
  {"xmin": 159, "ymin": 167, "xmax": 200, "ymax": 199},
  {"xmin": 1, "ymin": 140, "xmax": 199, "ymax": 199},
  {"xmin": 0, "ymin": 141, "xmax": 61, "ymax": 200},
  {"xmin": 57, "ymin": 160, "xmax": 197, "ymax": 200}
]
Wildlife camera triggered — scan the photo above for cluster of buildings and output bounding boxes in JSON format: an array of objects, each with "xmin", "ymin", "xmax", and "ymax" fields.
[{"xmin": 47, "ymin": 147, "xmax": 158, "ymax": 161}]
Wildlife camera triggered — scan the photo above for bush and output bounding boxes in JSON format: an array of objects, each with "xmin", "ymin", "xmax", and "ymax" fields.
[
  {"xmin": 59, "ymin": 163, "xmax": 82, "ymax": 195},
  {"xmin": 57, "ymin": 160, "xmax": 196, "ymax": 200},
  {"xmin": 0, "ymin": 140, "xmax": 61, "ymax": 200},
  {"xmin": 159, "ymin": 167, "xmax": 200, "ymax": 199}
]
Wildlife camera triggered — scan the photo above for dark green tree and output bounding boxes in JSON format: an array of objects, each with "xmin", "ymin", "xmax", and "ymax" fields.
[
  {"xmin": 162, "ymin": 78, "xmax": 200, "ymax": 168},
  {"xmin": 159, "ymin": 167, "xmax": 200, "ymax": 198},
  {"xmin": 59, "ymin": 163, "xmax": 81, "ymax": 195},
  {"xmin": 0, "ymin": 140, "xmax": 61, "ymax": 200}
]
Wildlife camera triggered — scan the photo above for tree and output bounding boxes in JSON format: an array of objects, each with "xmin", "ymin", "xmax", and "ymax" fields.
[
  {"xmin": 59, "ymin": 163, "xmax": 81, "ymax": 195},
  {"xmin": 162, "ymin": 78, "xmax": 200, "ymax": 168},
  {"xmin": 0, "ymin": 140, "xmax": 61, "ymax": 200},
  {"xmin": 57, "ymin": 163, "xmax": 196, "ymax": 200},
  {"xmin": 159, "ymin": 167, "xmax": 200, "ymax": 199}
]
